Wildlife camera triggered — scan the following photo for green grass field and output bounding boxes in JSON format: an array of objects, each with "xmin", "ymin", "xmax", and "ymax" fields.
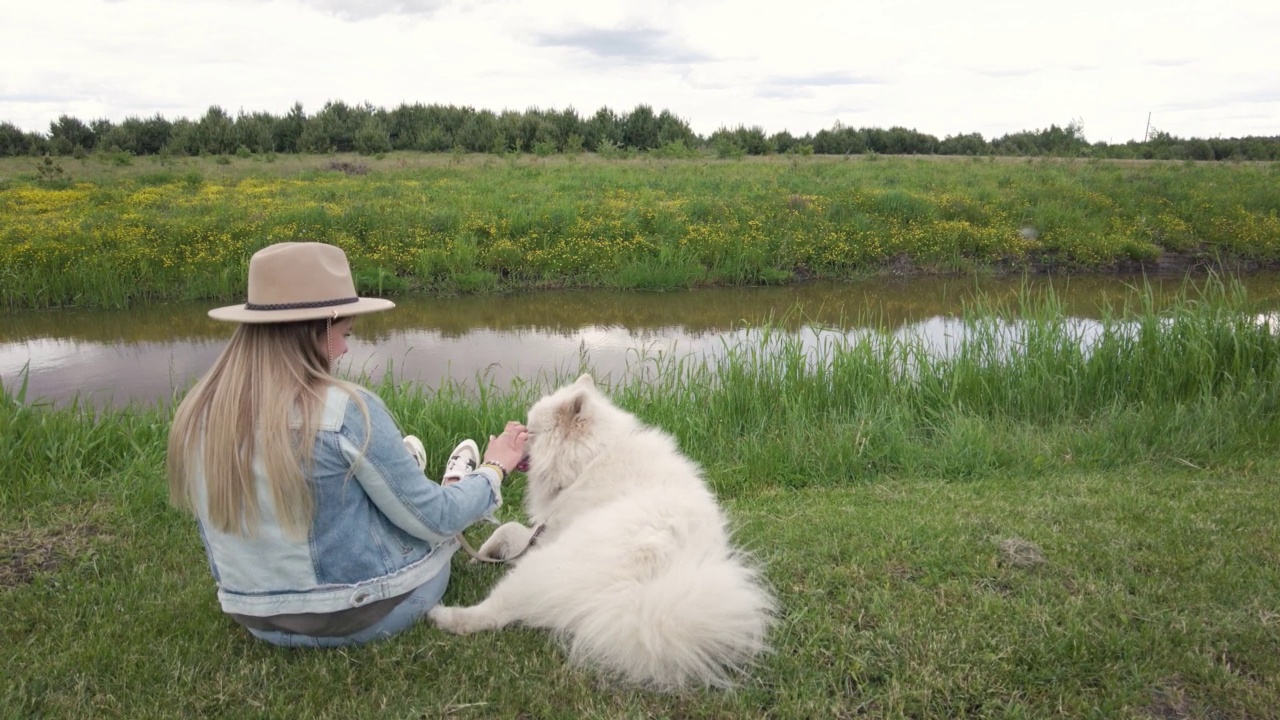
[
  {"xmin": 2, "ymin": 152, "xmax": 1278, "ymax": 311},
  {"xmin": 4, "ymin": 282, "xmax": 1279, "ymax": 718}
]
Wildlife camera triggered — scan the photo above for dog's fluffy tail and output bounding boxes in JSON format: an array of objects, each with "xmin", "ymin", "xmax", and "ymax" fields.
[{"xmin": 556, "ymin": 535, "xmax": 776, "ymax": 690}]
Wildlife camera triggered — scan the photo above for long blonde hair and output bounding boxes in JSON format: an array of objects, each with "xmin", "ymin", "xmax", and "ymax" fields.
[{"xmin": 167, "ymin": 319, "xmax": 367, "ymax": 538}]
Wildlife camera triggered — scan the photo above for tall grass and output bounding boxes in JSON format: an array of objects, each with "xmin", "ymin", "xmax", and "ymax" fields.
[
  {"xmin": 601, "ymin": 277, "xmax": 1280, "ymax": 489},
  {"xmin": 2, "ymin": 154, "xmax": 1278, "ymax": 310}
]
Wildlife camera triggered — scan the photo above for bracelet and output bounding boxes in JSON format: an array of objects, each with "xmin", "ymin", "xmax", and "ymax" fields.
[{"xmin": 480, "ymin": 461, "xmax": 508, "ymax": 480}]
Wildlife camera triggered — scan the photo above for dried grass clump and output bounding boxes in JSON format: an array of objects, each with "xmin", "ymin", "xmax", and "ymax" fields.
[{"xmin": 997, "ymin": 537, "xmax": 1046, "ymax": 568}]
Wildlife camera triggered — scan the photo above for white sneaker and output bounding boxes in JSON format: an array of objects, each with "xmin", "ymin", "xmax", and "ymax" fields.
[
  {"xmin": 403, "ymin": 435, "xmax": 427, "ymax": 471},
  {"xmin": 441, "ymin": 439, "xmax": 480, "ymax": 485}
]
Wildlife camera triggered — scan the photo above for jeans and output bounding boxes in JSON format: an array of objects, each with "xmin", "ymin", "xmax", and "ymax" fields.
[{"xmin": 246, "ymin": 564, "xmax": 451, "ymax": 648}]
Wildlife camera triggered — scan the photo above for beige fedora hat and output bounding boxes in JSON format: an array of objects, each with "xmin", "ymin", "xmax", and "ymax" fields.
[{"xmin": 209, "ymin": 242, "xmax": 396, "ymax": 323}]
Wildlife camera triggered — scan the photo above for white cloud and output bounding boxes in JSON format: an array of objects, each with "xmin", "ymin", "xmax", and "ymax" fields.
[
  {"xmin": 284, "ymin": 0, "xmax": 452, "ymax": 20},
  {"xmin": 530, "ymin": 27, "xmax": 711, "ymax": 65}
]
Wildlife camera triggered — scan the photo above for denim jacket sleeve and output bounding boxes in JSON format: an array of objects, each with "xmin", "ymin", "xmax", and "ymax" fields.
[{"xmin": 336, "ymin": 389, "xmax": 502, "ymax": 541}]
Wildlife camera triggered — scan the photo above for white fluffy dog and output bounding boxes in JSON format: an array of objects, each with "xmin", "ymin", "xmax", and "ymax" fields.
[{"xmin": 428, "ymin": 374, "xmax": 775, "ymax": 690}]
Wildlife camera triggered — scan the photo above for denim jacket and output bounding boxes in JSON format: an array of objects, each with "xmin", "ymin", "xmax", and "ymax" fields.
[{"xmin": 191, "ymin": 385, "xmax": 502, "ymax": 618}]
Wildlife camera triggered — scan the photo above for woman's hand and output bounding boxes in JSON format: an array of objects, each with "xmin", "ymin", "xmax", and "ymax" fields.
[{"xmin": 482, "ymin": 421, "xmax": 528, "ymax": 476}]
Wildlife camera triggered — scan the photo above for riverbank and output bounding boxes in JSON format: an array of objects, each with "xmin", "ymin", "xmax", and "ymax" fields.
[
  {"xmin": 4, "ymin": 285, "xmax": 1279, "ymax": 716},
  {"xmin": 3, "ymin": 153, "xmax": 1278, "ymax": 311}
]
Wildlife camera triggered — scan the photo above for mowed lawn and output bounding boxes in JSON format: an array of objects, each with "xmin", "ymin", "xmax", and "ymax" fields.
[{"xmin": 4, "ymin": 440, "xmax": 1278, "ymax": 718}]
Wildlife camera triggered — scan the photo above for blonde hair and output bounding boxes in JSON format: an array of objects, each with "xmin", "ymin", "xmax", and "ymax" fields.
[{"xmin": 167, "ymin": 319, "xmax": 368, "ymax": 538}]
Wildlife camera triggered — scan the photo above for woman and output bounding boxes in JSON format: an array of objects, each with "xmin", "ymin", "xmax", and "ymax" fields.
[{"xmin": 167, "ymin": 241, "xmax": 527, "ymax": 647}]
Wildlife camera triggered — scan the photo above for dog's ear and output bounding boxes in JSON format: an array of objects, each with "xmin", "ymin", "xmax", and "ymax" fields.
[
  {"xmin": 574, "ymin": 373, "xmax": 595, "ymax": 389},
  {"xmin": 556, "ymin": 390, "xmax": 589, "ymax": 426}
]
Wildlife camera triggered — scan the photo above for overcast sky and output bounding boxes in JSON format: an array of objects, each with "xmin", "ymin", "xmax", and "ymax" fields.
[{"xmin": 4, "ymin": 0, "xmax": 1277, "ymax": 144}]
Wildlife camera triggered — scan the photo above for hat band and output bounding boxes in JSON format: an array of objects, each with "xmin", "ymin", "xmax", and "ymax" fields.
[{"xmin": 243, "ymin": 297, "xmax": 359, "ymax": 312}]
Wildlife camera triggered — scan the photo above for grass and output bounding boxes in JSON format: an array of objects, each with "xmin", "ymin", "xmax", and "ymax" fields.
[
  {"xmin": 4, "ymin": 281, "xmax": 1280, "ymax": 718},
  {"xmin": 2, "ymin": 152, "xmax": 1279, "ymax": 311}
]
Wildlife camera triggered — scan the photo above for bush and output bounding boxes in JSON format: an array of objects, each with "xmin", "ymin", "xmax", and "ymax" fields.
[
  {"xmin": 651, "ymin": 140, "xmax": 698, "ymax": 159},
  {"xmin": 714, "ymin": 138, "xmax": 745, "ymax": 160},
  {"xmin": 34, "ymin": 155, "xmax": 67, "ymax": 185},
  {"xmin": 94, "ymin": 150, "xmax": 133, "ymax": 166},
  {"xmin": 596, "ymin": 140, "xmax": 626, "ymax": 159},
  {"xmin": 355, "ymin": 118, "xmax": 392, "ymax": 155}
]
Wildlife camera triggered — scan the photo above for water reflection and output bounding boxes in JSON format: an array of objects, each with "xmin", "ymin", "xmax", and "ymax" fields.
[{"xmin": 4, "ymin": 275, "xmax": 1278, "ymax": 408}]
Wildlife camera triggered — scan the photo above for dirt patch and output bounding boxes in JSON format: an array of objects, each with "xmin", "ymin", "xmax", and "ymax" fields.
[
  {"xmin": 1144, "ymin": 680, "xmax": 1193, "ymax": 719},
  {"xmin": 885, "ymin": 562, "xmax": 924, "ymax": 582},
  {"xmin": 886, "ymin": 253, "xmax": 917, "ymax": 277},
  {"xmin": 786, "ymin": 194, "xmax": 810, "ymax": 211},
  {"xmin": 0, "ymin": 512, "xmax": 114, "ymax": 589},
  {"xmin": 325, "ymin": 160, "xmax": 369, "ymax": 176},
  {"xmin": 1028, "ymin": 247, "xmax": 1280, "ymax": 277}
]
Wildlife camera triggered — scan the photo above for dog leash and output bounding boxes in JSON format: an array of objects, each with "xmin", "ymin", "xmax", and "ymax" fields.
[{"xmin": 455, "ymin": 521, "xmax": 547, "ymax": 564}]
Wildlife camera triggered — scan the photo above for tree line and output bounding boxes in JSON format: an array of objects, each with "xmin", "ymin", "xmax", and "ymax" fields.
[{"xmin": 2, "ymin": 101, "xmax": 1277, "ymax": 161}]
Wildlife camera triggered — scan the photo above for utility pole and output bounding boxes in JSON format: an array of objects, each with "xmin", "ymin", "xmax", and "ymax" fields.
[{"xmin": 1143, "ymin": 112, "xmax": 1151, "ymax": 142}]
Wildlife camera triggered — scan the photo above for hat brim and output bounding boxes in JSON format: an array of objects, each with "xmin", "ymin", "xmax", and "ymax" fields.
[{"xmin": 208, "ymin": 297, "xmax": 396, "ymax": 323}]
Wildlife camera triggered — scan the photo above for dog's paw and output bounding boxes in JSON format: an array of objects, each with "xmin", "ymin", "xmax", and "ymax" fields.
[
  {"xmin": 476, "ymin": 522, "xmax": 534, "ymax": 561},
  {"xmin": 474, "ymin": 536, "xmax": 509, "ymax": 562},
  {"xmin": 428, "ymin": 605, "xmax": 481, "ymax": 635},
  {"xmin": 427, "ymin": 605, "xmax": 459, "ymax": 633}
]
